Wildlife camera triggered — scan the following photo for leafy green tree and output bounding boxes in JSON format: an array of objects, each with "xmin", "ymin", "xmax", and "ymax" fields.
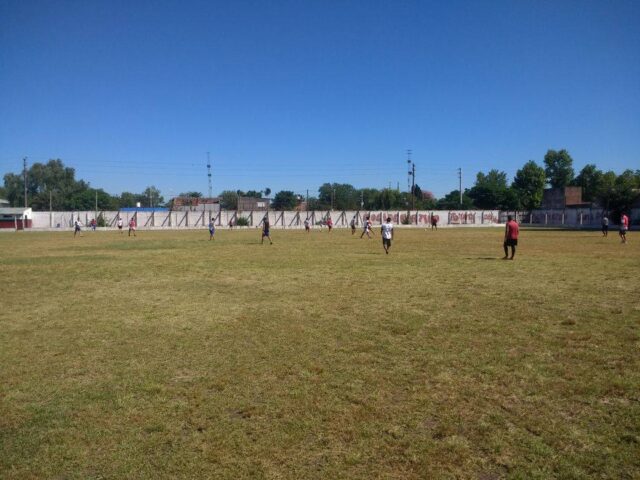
[
  {"xmin": 245, "ymin": 190, "xmax": 263, "ymax": 198},
  {"xmin": 143, "ymin": 186, "xmax": 164, "ymax": 207},
  {"xmin": 572, "ymin": 164, "xmax": 604, "ymax": 203},
  {"xmin": 468, "ymin": 169, "xmax": 509, "ymax": 209},
  {"xmin": 306, "ymin": 196, "xmax": 321, "ymax": 210},
  {"xmin": 501, "ymin": 188, "xmax": 521, "ymax": 210},
  {"xmin": 593, "ymin": 171, "xmax": 617, "ymax": 209},
  {"xmin": 437, "ymin": 190, "xmax": 474, "ymax": 209},
  {"xmin": 272, "ymin": 190, "xmax": 298, "ymax": 210},
  {"xmin": 512, "ymin": 160, "xmax": 546, "ymax": 210},
  {"xmin": 119, "ymin": 192, "xmax": 146, "ymax": 208},
  {"xmin": 179, "ymin": 191, "xmax": 202, "ymax": 198},
  {"xmin": 544, "ymin": 149, "xmax": 575, "ymax": 188},
  {"xmin": 318, "ymin": 183, "xmax": 359, "ymax": 210},
  {"xmin": 359, "ymin": 188, "xmax": 380, "ymax": 210},
  {"xmin": 219, "ymin": 190, "xmax": 239, "ymax": 209},
  {"xmin": 416, "ymin": 190, "xmax": 437, "ymax": 210},
  {"xmin": 379, "ymin": 189, "xmax": 403, "ymax": 210},
  {"xmin": 3, "ymin": 172, "xmax": 26, "ymax": 207}
]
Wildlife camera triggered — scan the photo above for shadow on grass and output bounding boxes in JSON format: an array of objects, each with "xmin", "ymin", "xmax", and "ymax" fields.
[{"xmin": 466, "ymin": 257, "xmax": 501, "ymax": 261}]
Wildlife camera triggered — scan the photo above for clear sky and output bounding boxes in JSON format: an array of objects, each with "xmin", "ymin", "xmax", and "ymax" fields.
[{"xmin": 1, "ymin": 0, "xmax": 639, "ymax": 199}]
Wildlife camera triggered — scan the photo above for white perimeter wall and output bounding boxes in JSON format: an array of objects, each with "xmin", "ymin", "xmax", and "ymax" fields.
[
  {"xmin": 27, "ymin": 208, "xmax": 639, "ymax": 230},
  {"xmin": 29, "ymin": 210, "xmax": 501, "ymax": 229}
]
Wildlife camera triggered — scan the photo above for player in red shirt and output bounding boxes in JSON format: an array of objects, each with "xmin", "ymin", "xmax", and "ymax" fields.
[
  {"xmin": 619, "ymin": 212, "xmax": 629, "ymax": 244},
  {"xmin": 128, "ymin": 217, "xmax": 137, "ymax": 237},
  {"xmin": 503, "ymin": 215, "xmax": 519, "ymax": 260}
]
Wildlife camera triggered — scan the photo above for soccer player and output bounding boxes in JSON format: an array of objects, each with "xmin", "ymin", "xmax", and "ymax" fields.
[
  {"xmin": 431, "ymin": 215, "xmax": 438, "ymax": 230},
  {"xmin": 503, "ymin": 215, "xmax": 519, "ymax": 260},
  {"xmin": 360, "ymin": 216, "xmax": 372, "ymax": 239},
  {"xmin": 261, "ymin": 217, "xmax": 273, "ymax": 244},
  {"xmin": 381, "ymin": 216, "xmax": 394, "ymax": 254},
  {"xmin": 73, "ymin": 219, "xmax": 82, "ymax": 237},
  {"xmin": 209, "ymin": 217, "xmax": 216, "ymax": 240},
  {"xmin": 128, "ymin": 217, "xmax": 137, "ymax": 237},
  {"xmin": 326, "ymin": 216, "xmax": 333, "ymax": 232},
  {"xmin": 601, "ymin": 215, "xmax": 609, "ymax": 237},
  {"xmin": 350, "ymin": 217, "xmax": 356, "ymax": 235},
  {"xmin": 117, "ymin": 217, "xmax": 124, "ymax": 233},
  {"xmin": 304, "ymin": 218, "xmax": 310, "ymax": 232},
  {"xmin": 619, "ymin": 212, "xmax": 629, "ymax": 243}
]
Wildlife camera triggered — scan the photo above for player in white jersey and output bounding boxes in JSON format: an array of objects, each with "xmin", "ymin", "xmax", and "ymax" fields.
[{"xmin": 380, "ymin": 217, "xmax": 394, "ymax": 254}]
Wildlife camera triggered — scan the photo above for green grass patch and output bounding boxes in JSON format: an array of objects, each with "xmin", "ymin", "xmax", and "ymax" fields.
[{"xmin": 1, "ymin": 228, "xmax": 639, "ymax": 479}]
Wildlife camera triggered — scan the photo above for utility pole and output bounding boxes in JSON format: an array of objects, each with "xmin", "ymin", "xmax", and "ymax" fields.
[
  {"xmin": 458, "ymin": 167, "xmax": 463, "ymax": 206},
  {"xmin": 23, "ymin": 157, "xmax": 28, "ymax": 208},
  {"xmin": 407, "ymin": 149, "xmax": 415, "ymax": 210},
  {"xmin": 207, "ymin": 152, "xmax": 212, "ymax": 198},
  {"xmin": 411, "ymin": 162, "xmax": 416, "ymax": 210},
  {"xmin": 406, "ymin": 149, "xmax": 412, "ymax": 194},
  {"xmin": 95, "ymin": 190, "xmax": 98, "ymax": 220},
  {"xmin": 306, "ymin": 189, "xmax": 309, "ymax": 211}
]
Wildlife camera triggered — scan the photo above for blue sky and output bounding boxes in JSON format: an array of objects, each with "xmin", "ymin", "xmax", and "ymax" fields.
[{"xmin": 1, "ymin": 0, "xmax": 638, "ymax": 199}]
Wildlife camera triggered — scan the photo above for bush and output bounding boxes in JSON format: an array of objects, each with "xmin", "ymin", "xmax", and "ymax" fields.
[
  {"xmin": 236, "ymin": 216, "xmax": 250, "ymax": 227},
  {"xmin": 97, "ymin": 214, "xmax": 108, "ymax": 227}
]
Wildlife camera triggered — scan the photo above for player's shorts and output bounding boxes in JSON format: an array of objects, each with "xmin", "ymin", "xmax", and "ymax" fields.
[
  {"xmin": 74, "ymin": 226, "xmax": 80, "ymax": 232},
  {"xmin": 383, "ymin": 238, "xmax": 391, "ymax": 247},
  {"xmin": 262, "ymin": 230, "xmax": 270, "ymax": 237},
  {"xmin": 118, "ymin": 225, "xmax": 122, "ymax": 230},
  {"xmin": 619, "ymin": 227, "xmax": 628, "ymax": 233},
  {"xmin": 209, "ymin": 228, "xmax": 215, "ymax": 234},
  {"xmin": 504, "ymin": 238, "xmax": 518, "ymax": 247}
]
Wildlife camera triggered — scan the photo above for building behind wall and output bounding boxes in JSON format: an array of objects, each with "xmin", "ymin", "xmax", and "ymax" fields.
[
  {"xmin": 237, "ymin": 196, "xmax": 269, "ymax": 211},
  {"xmin": 541, "ymin": 187, "xmax": 591, "ymax": 209},
  {"xmin": 171, "ymin": 196, "xmax": 220, "ymax": 212}
]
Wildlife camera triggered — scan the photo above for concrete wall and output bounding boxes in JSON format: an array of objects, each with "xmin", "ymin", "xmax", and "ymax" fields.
[
  {"xmin": 520, "ymin": 208, "xmax": 639, "ymax": 226},
  {"xmin": 29, "ymin": 210, "xmax": 502, "ymax": 229}
]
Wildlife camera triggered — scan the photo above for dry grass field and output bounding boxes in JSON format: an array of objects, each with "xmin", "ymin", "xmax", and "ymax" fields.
[{"xmin": 1, "ymin": 226, "xmax": 639, "ymax": 479}]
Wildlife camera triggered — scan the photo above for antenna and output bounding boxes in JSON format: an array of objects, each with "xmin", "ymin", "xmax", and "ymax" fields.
[{"xmin": 207, "ymin": 152, "xmax": 212, "ymax": 198}]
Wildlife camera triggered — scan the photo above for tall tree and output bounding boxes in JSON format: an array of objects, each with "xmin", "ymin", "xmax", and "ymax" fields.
[
  {"xmin": 318, "ymin": 183, "xmax": 359, "ymax": 210},
  {"xmin": 512, "ymin": 160, "xmax": 546, "ymax": 210},
  {"xmin": 544, "ymin": 149, "xmax": 575, "ymax": 188},
  {"xmin": 271, "ymin": 190, "xmax": 298, "ymax": 210},
  {"xmin": 572, "ymin": 164, "xmax": 603, "ymax": 202},
  {"xmin": 143, "ymin": 186, "xmax": 164, "ymax": 207},
  {"xmin": 468, "ymin": 169, "xmax": 509, "ymax": 209},
  {"xmin": 436, "ymin": 190, "xmax": 474, "ymax": 209},
  {"xmin": 2, "ymin": 158, "xmax": 118, "ymax": 210},
  {"xmin": 219, "ymin": 190, "xmax": 239, "ymax": 209},
  {"xmin": 379, "ymin": 189, "xmax": 403, "ymax": 210},
  {"xmin": 359, "ymin": 188, "xmax": 380, "ymax": 210}
]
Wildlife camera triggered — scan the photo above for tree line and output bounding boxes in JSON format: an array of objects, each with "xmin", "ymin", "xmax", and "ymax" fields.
[{"xmin": 2, "ymin": 151, "xmax": 638, "ymax": 213}]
